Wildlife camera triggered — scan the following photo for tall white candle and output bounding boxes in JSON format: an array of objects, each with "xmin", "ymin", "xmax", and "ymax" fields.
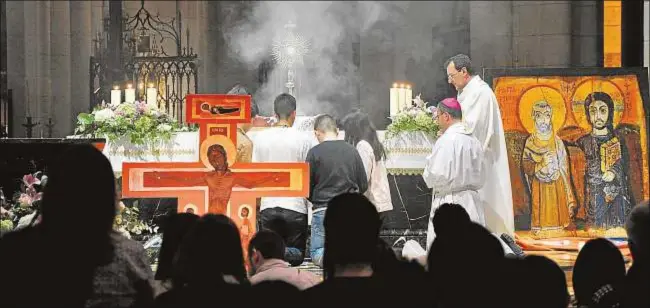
[
  {"xmin": 146, "ymin": 84, "xmax": 157, "ymax": 107},
  {"xmin": 398, "ymin": 84, "xmax": 407, "ymax": 111},
  {"xmin": 125, "ymin": 84, "xmax": 136, "ymax": 103},
  {"xmin": 111, "ymin": 86, "xmax": 121, "ymax": 106},
  {"xmin": 405, "ymin": 85, "xmax": 413, "ymax": 108},
  {"xmin": 389, "ymin": 83, "xmax": 399, "ymax": 117}
]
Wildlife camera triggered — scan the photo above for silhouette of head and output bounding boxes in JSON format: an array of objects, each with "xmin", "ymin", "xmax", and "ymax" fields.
[
  {"xmin": 155, "ymin": 213, "xmax": 199, "ymax": 281},
  {"xmin": 41, "ymin": 145, "xmax": 116, "ymax": 242},
  {"xmin": 523, "ymin": 255, "xmax": 570, "ymax": 308},
  {"xmin": 427, "ymin": 222, "xmax": 504, "ymax": 307},
  {"xmin": 342, "ymin": 110, "xmax": 386, "ymax": 161},
  {"xmin": 273, "ymin": 93, "xmax": 297, "ymax": 125},
  {"xmin": 432, "ymin": 203, "xmax": 471, "ymax": 238},
  {"xmin": 626, "ymin": 200, "xmax": 650, "ymax": 264},
  {"xmin": 585, "ymin": 92, "xmax": 615, "ymax": 131},
  {"xmin": 323, "ymin": 193, "xmax": 380, "ymax": 278},
  {"xmin": 207, "ymin": 144, "xmax": 227, "ymax": 170},
  {"xmin": 174, "ymin": 214, "xmax": 247, "ymax": 286},
  {"xmin": 573, "ymin": 238, "xmax": 626, "ymax": 307},
  {"xmin": 248, "ymin": 230, "xmax": 286, "ymax": 273}
]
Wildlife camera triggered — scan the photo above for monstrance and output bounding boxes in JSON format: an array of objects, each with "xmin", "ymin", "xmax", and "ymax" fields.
[{"xmin": 271, "ymin": 21, "xmax": 310, "ymax": 96}]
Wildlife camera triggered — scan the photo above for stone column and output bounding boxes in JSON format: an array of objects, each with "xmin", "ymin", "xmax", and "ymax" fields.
[
  {"xmin": 36, "ymin": 1, "xmax": 52, "ymax": 137},
  {"xmin": 23, "ymin": 1, "xmax": 40, "ymax": 136},
  {"xmin": 204, "ymin": 1, "xmax": 220, "ymax": 93},
  {"xmin": 71, "ymin": 1, "xmax": 92, "ymax": 125},
  {"xmin": 7, "ymin": 1, "xmax": 26, "ymax": 136},
  {"xmin": 570, "ymin": 1, "xmax": 600, "ymax": 67},
  {"xmin": 50, "ymin": 0, "xmax": 71, "ymax": 137},
  {"xmin": 91, "ymin": 0, "xmax": 104, "ymax": 47},
  {"xmin": 196, "ymin": 1, "xmax": 208, "ymax": 93},
  {"xmin": 512, "ymin": 1, "xmax": 572, "ymax": 68}
]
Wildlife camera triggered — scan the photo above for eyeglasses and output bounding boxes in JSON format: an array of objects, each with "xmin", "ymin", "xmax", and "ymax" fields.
[{"xmin": 447, "ymin": 71, "xmax": 461, "ymax": 80}]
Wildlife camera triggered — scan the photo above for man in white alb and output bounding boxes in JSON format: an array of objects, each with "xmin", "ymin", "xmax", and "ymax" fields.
[
  {"xmin": 423, "ymin": 98, "xmax": 486, "ymax": 249},
  {"xmin": 248, "ymin": 93, "xmax": 315, "ymax": 266},
  {"xmin": 445, "ymin": 54, "xmax": 515, "ymax": 236}
]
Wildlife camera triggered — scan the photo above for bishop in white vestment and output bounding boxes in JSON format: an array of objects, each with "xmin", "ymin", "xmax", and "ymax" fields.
[
  {"xmin": 446, "ymin": 54, "xmax": 515, "ymax": 236},
  {"xmin": 423, "ymin": 98, "xmax": 486, "ymax": 249}
]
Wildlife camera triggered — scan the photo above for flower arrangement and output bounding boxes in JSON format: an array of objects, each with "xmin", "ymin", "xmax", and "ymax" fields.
[
  {"xmin": 0, "ymin": 172, "xmax": 46, "ymax": 234},
  {"xmin": 386, "ymin": 94, "xmax": 439, "ymax": 138},
  {"xmin": 74, "ymin": 101, "xmax": 195, "ymax": 145},
  {"xmin": 114, "ymin": 201, "xmax": 156, "ymax": 240}
]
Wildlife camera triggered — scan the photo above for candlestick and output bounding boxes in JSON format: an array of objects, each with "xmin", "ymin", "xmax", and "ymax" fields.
[
  {"xmin": 405, "ymin": 84, "xmax": 413, "ymax": 108},
  {"xmin": 25, "ymin": 81, "xmax": 31, "ymax": 117},
  {"xmin": 146, "ymin": 84, "xmax": 157, "ymax": 107},
  {"xmin": 111, "ymin": 86, "xmax": 121, "ymax": 106},
  {"xmin": 125, "ymin": 84, "xmax": 136, "ymax": 103},
  {"xmin": 389, "ymin": 83, "xmax": 399, "ymax": 117},
  {"xmin": 398, "ymin": 84, "xmax": 407, "ymax": 112}
]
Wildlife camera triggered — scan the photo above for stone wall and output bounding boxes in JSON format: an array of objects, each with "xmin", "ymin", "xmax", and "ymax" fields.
[
  {"xmin": 470, "ymin": 0, "xmax": 600, "ymax": 70},
  {"xmin": 6, "ymin": 1, "xmax": 93, "ymax": 137},
  {"xmin": 5, "ymin": 0, "xmax": 606, "ymax": 136}
]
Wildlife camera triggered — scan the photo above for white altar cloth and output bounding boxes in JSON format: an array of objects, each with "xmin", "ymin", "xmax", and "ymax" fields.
[
  {"xmin": 81, "ymin": 129, "xmax": 434, "ymax": 175},
  {"xmin": 100, "ymin": 132, "xmax": 199, "ymax": 173}
]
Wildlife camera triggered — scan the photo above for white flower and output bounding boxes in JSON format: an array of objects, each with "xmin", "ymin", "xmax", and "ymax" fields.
[
  {"xmin": 157, "ymin": 124, "xmax": 172, "ymax": 132},
  {"xmin": 94, "ymin": 108, "xmax": 116, "ymax": 122}
]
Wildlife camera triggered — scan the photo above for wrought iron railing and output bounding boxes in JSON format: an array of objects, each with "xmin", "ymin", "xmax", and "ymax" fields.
[{"xmin": 89, "ymin": 0, "xmax": 198, "ymax": 124}]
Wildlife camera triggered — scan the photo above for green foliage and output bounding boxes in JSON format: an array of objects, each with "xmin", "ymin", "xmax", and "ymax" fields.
[
  {"xmin": 0, "ymin": 220, "xmax": 14, "ymax": 233},
  {"xmin": 386, "ymin": 107, "xmax": 439, "ymax": 138},
  {"xmin": 74, "ymin": 101, "xmax": 197, "ymax": 145}
]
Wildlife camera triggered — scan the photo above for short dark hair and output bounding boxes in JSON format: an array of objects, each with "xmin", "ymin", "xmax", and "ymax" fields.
[
  {"xmin": 444, "ymin": 54, "xmax": 474, "ymax": 75},
  {"xmin": 273, "ymin": 93, "xmax": 297, "ymax": 120},
  {"xmin": 314, "ymin": 114, "xmax": 338, "ymax": 133},
  {"xmin": 437, "ymin": 101, "xmax": 462, "ymax": 120},
  {"xmin": 249, "ymin": 230, "xmax": 286, "ymax": 260}
]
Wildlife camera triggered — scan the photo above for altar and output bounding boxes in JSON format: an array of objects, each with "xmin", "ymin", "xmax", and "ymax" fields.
[{"xmin": 100, "ymin": 122, "xmax": 435, "ymax": 245}]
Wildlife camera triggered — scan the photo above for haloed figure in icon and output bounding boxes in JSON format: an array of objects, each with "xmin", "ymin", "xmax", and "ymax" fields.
[{"xmin": 577, "ymin": 92, "xmax": 632, "ymax": 229}]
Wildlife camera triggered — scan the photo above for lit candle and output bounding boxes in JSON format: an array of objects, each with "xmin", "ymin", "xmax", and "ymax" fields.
[
  {"xmin": 405, "ymin": 84, "xmax": 413, "ymax": 108},
  {"xmin": 111, "ymin": 86, "xmax": 121, "ymax": 106},
  {"xmin": 146, "ymin": 83, "xmax": 157, "ymax": 107},
  {"xmin": 125, "ymin": 84, "xmax": 136, "ymax": 103},
  {"xmin": 398, "ymin": 84, "xmax": 407, "ymax": 111},
  {"xmin": 389, "ymin": 83, "xmax": 399, "ymax": 117}
]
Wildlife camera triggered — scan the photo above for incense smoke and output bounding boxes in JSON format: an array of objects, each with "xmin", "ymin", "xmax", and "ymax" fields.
[{"xmin": 225, "ymin": 1, "xmax": 407, "ymax": 118}]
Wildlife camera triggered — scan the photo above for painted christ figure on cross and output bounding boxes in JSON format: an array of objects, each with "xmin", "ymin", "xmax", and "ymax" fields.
[
  {"xmin": 148, "ymin": 143, "xmax": 286, "ymax": 214},
  {"xmin": 122, "ymin": 93, "xmax": 309, "ymax": 254}
]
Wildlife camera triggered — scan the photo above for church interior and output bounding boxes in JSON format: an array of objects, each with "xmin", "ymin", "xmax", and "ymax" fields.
[{"xmin": 1, "ymin": 1, "xmax": 649, "ymax": 307}]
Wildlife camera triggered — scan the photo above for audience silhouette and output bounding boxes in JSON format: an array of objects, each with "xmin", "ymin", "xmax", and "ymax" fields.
[
  {"xmin": 1, "ymin": 145, "xmax": 120, "ymax": 307},
  {"xmin": 153, "ymin": 213, "xmax": 199, "ymax": 295},
  {"xmin": 573, "ymin": 238, "xmax": 626, "ymax": 308},
  {"xmin": 1, "ymin": 144, "xmax": 648, "ymax": 308}
]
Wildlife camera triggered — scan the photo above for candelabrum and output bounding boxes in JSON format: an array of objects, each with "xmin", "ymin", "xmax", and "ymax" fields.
[{"xmin": 272, "ymin": 21, "xmax": 309, "ymax": 97}]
